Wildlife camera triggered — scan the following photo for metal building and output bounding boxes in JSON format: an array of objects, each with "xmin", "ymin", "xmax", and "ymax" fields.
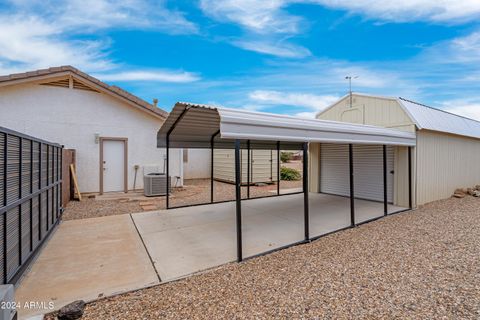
[
  {"xmin": 213, "ymin": 149, "xmax": 278, "ymax": 184},
  {"xmin": 316, "ymin": 93, "xmax": 480, "ymax": 206}
]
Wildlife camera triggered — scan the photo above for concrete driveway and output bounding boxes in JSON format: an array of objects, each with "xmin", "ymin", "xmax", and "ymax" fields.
[
  {"xmin": 132, "ymin": 193, "xmax": 406, "ymax": 282},
  {"xmin": 16, "ymin": 192, "xmax": 405, "ymax": 319},
  {"xmin": 15, "ymin": 214, "xmax": 159, "ymax": 319}
]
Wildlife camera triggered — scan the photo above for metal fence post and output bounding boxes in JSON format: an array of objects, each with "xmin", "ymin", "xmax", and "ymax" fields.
[
  {"xmin": 408, "ymin": 146, "xmax": 412, "ymax": 209},
  {"xmin": 60, "ymin": 146, "xmax": 63, "ymax": 214},
  {"xmin": 383, "ymin": 145, "xmax": 388, "ymax": 216},
  {"xmin": 210, "ymin": 130, "xmax": 219, "ymax": 204},
  {"xmin": 349, "ymin": 144, "xmax": 355, "ymax": 227},
  {"xmin": 303, "ymin": 142, "xmax": 309, "ymax": 241},
  {"xmin": 30, "ymin": 140, "xmax": 33, "ymax": 252},
  {"xmin": 166, "ymin": 137, "xmax": 169, "ymax": 209},
  {"xmin": 277, "ymin": 141, "xmax": 280, "ymax": 195},
  {"xmin": 38, "ymin": 143, "xmax": 42, "ymax": 240},
  {"xmin": 50, "ymin": 146, "xmax": 53, "ymax": 226},
  {"xmin": 247, "ymin": 140, "xmax": 250, "ymax": 199},
  {"xmin": 46, "ymin": 144, "xmax": 49, "ymax": 231},
  {"xmin": 3, "ymin": 133, "xmax": 8, "ymax": 284},
  {"xmin": 19, "ymin": 138, "xmax": 22, "ymax": 265},
  {"xmin": 234, "ymin": 140, "xmax": 242, "ymax": 262}
]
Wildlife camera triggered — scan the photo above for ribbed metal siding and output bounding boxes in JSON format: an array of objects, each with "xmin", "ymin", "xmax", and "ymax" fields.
[
  {"xmin": 6, "ymin": 135, "xmax": 20, "ymax": 204},
  {"xmin": 6, "ymin": 207, "xmax": 20, "ymax": 280},
  {"xmin": 213, "ymin": 149, "xmax": 278, "ymax": 184},
  {"xmin": 32, "ymin": 142, "xmax": 40, "ymax": 193},
  {"xmin": 21, "ymin": 202, "xmax": 30, "ymax": 262},
  {"xmin": 21, "ymin": 139, "xmax": 31, "ymax": 198},
  {"xmin": 320, "ymin": 144, "xmax": 394, "ymax": 202},
  {"xmin": 320, "ymin": 144, "xmax": 350, "ymax": 197},
  {"xmin": 0, "ymin": 213, "xmax": 4, "ymax": 284},
  {"xmin": 0, "ymin": 126, "xmax": 62, "ymax": 284},
  {"xmin": 0, "ymin": 133, "xmax": 4, "ymax": 208},
  {"xmin": 31, "ymin": 196, "xmax": 40, "ymax": 249}
]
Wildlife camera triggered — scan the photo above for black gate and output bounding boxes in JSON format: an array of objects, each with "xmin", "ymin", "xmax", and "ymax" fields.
[{"xmin": 0, "ymin": 126, "xmax": 63, "ymax": 284}]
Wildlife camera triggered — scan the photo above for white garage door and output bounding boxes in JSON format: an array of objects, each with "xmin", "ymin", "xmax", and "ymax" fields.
[{"xmin": 320, "ymin": 144, "xmax": 394, "ymax": 202}]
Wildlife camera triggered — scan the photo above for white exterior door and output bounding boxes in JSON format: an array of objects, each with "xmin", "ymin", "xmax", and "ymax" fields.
[
  {"xmin": 320, "ymin": 144, "xmax": 394, "ymax": 202},
  {"xmin": 103, "ymin": 140, "xmax": 125, "ymax": 192}
]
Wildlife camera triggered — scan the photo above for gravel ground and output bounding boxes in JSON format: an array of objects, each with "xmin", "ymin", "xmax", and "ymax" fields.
[
  {"xmin": 62, "ymin": 178, "xmax": 302, "ymax": 221},
  {"xmin": 70, "ymin": 196, "xmax": 479, "ymax": 319}
]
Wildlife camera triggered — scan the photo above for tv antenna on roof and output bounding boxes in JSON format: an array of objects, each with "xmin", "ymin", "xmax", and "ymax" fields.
[{"xmin": 345, "ymin": 76, "xmax": 358, "ymax": 108}]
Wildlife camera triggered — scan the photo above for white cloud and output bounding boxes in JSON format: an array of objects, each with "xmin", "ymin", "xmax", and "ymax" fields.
[
  {"xmin": 200, "ymin": 0, "xmax": 480, "ymax": 38},
  {"xmin": 295, "ymin": 111, "xmax": 321, "ymax": 118},
  {"xmin": 0, "ymin": 15, "xmax": 114, "ymax": 73},
  {"xmin": 200, "ymin": 0, "xmax": 300, "ymax": 34},
  {"xmin": 233, "ymin": 40, "xmax": 311, "ymax": 58},
  {"xmin": 7, "ymin": 0, "xmax": 198, "ymax": 34},
  {"xmin": 200, "ymin": 0, "xmax": 306, "ymax": 58},
  {"xmin": 199, "ymin": 1, "xmax": 480, "ymax": 60},
  {"xmin": 0, "ymin": 0, "xmax": 198, "ymax": 76},
  {"xmin": 249, "ymin": 90, "xmax": 339, "ymax": 112},
  {"xmin": 449, "ymin": 31, "xmax": 480, "ymax": 62},
  {"xmin": 95, "ymin": 70, "xmax": 200, "ymax": 83},
  {"xmin": 312, "ymin": 0, "xmax": 480, "ymax": 23},
  {"xmin": 442, "ymin": 102, "xmax": 480, "ymax": 121}
]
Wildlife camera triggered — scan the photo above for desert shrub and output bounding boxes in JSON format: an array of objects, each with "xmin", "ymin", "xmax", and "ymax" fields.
[
  {"xmin": 280, "ymin": 152, "xmax": 293, "ymax": 163},
  {"xmin": 280, "ymin": 166, "xmax": 301, "ymax": 181}
]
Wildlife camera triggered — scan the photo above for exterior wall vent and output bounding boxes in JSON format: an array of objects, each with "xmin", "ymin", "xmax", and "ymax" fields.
[{"xmin": 40, "ymin": 77, "xmax": 99, "ymax": 93}]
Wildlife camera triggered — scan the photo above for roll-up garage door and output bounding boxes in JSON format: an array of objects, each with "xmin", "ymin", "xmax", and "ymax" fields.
[{"xmin": 320, "ymin": 144, "xmax": 394, "ymax": 202}]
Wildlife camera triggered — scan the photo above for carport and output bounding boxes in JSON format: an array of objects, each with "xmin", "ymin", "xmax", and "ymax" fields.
[{"xmin": 151, "ymin": 102, "xmax": 415, "ymax": 280}]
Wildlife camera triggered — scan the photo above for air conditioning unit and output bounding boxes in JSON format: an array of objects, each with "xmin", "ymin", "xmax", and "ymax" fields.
[{"xmin": 144, "ymin": 173, "xmax": 170, "ymax": 196}]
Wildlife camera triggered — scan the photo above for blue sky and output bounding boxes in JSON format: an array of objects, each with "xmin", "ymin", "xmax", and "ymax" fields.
[{"xmin": 1, "ymin": 0, "xmax": 480, "ymax": 119}]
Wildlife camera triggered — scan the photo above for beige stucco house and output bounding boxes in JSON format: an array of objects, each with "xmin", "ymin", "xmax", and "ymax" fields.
[{"xmin": 312, "ymin": 93, "xmax": 480, "ymax": 206}]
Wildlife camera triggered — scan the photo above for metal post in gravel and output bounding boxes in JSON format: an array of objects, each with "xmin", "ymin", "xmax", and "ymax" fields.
[
  {"xmin": 349, "ymin": 144, "xmax": 355, "ymax": 227},
  {"xmin": 234, "ymin": 140, "xmax": 242, "ymax": 262},
  {"xmin": 3, "ymin": 133, "xmax": 7, "ymax": 284},
  {"xmin": 303, "ymin": 142, "xmax": 309, "ymax": 241},
  {"xmin": 277, "ymin": 141, "xmax": 280, "ymax": 195},
  {"xmin": 247, "ymin": 140, "xmax": 250, "ymax": 199},
  {"xmin": 210, "ymin": 136, "xmax": 214, "ymax": 204},
  {"xmin": 210, "ymin": 130, "xmax": 220, "ymax": 204},
  {"xmin": 383, "ymin": 145, "xmax": 387, "ymax": 216},
  {"xmin": 166, "ymin": 136, "xmax": 169, "ymax": 209},
  {"xmin": 408, "ymin": 146, "xmax": 412, "ymax": 209}
]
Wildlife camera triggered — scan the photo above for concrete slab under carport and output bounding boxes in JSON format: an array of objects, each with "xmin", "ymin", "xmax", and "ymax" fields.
[
  {"xmin": 133, "ymin": 193, "xmax": 407, "ymax": 282},
  {"xmin": 15, "ymin": 214, "xmax": 159, "ymax": 319}
]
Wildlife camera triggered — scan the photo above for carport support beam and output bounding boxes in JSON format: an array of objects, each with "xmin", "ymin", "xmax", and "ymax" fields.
[
  {"xmin": 247, "ymin": 140, "xmax": 250, "ymax": 199},
  {"xmin": 165, "ymin": 106, "xmax": 192, "ymax": 210},
  {"xmin": 166, "ymin": 137, "xmax": 169, "ymax": 209},
  {"xmin": 383, "ymin": 145, "xmax": 387, "ymax": 216},
  {"xmin": 408, "ymin": 146, "xmax": 412, "ymax": 209},
  {"xmin": 303, "ymin": 142, "xmax": 309, "ymax": 240},
  {"xmin": 210, "ymin": 130, "xmax": 220, "ymax": 204},
  {"xmin": 234, "ymin": 139, "xmax": 243, "ymax": 262},
  {"xmin": 277, "ymin": 141, "xmax": 280, "ymax": 195},
  {"xmin": 3, "ymin": 133, "xmax": 8, "ymax": 284},
  {"xmin": 349, "ymin": 144, "xmax": 355, "ymax": 227}
]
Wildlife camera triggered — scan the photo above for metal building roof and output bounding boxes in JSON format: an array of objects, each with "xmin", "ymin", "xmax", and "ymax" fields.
[
  {"xmin": 398, "ymin": 98, "xmax": 480, "ymax": 140},
  {"xmin": 157, "ymin": 102, "xmax": 416, "ymax": 149}
]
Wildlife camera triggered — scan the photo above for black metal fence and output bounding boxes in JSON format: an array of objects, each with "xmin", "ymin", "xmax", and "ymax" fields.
[{"xmin": 0, "ymin": 126, "xmax": 62, "ymax": 284}]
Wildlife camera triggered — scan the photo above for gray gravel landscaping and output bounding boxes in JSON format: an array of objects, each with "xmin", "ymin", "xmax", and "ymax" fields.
[
  {"xmin": 62, "ymin": 178, "xmax": 302, "ymax": 221},
  {"xmin": 75, "ymin": 196, "xmax": 480, "ymax": 319}
]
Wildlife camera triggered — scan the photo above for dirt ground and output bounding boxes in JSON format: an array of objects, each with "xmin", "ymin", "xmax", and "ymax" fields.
[
  {"xmin": 62, "ymin": 174, "xmax": 303, "ymax": 221},
  {"xmin": 60, "ymin": 195, "xmax": 480, "ymax": 319}
]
